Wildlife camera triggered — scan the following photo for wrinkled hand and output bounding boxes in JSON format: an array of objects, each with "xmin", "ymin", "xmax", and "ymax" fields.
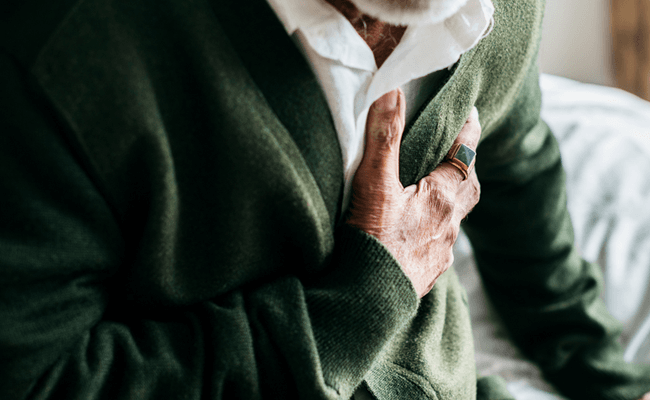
[{"xmin": 347, "ymin": 89, "xmax": 481, "ymax": 298}]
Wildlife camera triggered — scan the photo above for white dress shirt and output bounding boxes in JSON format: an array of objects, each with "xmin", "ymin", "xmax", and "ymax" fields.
[{"xmin": 265, "ymin": 0, "xmax": 494, "ymax": 210}]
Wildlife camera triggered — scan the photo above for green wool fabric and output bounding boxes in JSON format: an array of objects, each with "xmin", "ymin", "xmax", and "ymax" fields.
[{"xmin": 0, "ymin": 0, "xmax": 649, "ymax": 399}]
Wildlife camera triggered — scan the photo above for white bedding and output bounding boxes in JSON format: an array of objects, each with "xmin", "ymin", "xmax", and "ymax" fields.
[{"xmin": 455, "ymin": 74, "xmax": 650, "ymax": 399}]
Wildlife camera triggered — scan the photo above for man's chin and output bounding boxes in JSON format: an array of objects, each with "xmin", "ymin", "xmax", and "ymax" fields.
[{"xmin": 349, "ymin": 0, "xmax": 470, "ymax": 25}]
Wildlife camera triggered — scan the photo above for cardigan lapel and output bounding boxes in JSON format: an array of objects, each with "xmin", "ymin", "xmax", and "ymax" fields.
[
  {"xmin": 211, "ymin": 0, "xmax": 483, "ymax": 222},
  {"xmin": 211, "ymin": 0, "xmax": 345, "ymax": 229},
  {"xmin": 399, "ymin": 51, "xmax": 481, "ymax": 187}
]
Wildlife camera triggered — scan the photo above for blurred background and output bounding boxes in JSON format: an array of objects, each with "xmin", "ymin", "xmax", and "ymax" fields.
[
  {"xmin": 464, "ymin": 3, "xmax": 650, "ymax": 395},
  {"xmin": 539, "ymin": 0, "xmax": 650, "ymax": 100}
]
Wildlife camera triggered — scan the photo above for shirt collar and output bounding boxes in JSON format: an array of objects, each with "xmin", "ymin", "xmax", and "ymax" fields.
[
  {"xmin": 266, "ymin": 0, "xmax": 494, "ymax": 74},
  {"xmin": 365, "ymin": 0, "xmax": 494, "ymax": 108}
]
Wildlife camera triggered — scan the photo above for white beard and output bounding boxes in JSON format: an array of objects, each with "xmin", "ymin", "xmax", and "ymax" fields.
[{"xmin": 349, "ymin": 0, "xmax": 470, "ymax": 25}]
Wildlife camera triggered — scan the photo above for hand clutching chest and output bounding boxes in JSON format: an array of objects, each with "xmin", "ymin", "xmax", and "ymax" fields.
[{"xmin": 347, "ymin": 89, "xmax": 481, "ymax": 298}]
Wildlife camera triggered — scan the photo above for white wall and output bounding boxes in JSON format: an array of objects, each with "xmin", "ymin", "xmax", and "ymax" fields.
[{"xmin": 538, "ymin": 0, "xmax": 615, "ymax": 86}]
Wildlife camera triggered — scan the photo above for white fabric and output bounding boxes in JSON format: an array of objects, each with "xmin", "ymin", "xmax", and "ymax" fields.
[
  {"xmin": 349, "ymin": 0, "xmax": 471, "ymax": 26},
  {"xmin": 265, "ymin": 0, "xmax": 494, "ymax": 208},
  {"xmin": 455, "ymin": 74, "xmax": 650, "ymax": 399}
]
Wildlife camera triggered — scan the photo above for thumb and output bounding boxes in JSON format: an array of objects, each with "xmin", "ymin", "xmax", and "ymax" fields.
[{"xmin": 356, "ymin": 89, "xmax": 406, "ymax": 190}]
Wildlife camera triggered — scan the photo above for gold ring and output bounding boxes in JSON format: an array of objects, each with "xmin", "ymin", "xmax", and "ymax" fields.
[{"xmin": 444, "ymin": 143, "xmax": 476, "ymax": 181}]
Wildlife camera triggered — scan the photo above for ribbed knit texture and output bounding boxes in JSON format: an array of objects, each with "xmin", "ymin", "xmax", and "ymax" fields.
[{"xmin": 0, "ymin": 0, "xmax": 648, "ymax": 398}]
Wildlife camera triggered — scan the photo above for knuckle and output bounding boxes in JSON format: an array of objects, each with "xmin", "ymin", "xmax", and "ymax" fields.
[
  {"xmin": 427, "ymin": 164, "xmax": 464, "ymax": 191},
  {"xmin": 445, "ymin": 225, "xmax": 460, "ymax": 245},
  {"xmin": 415, "ymin": 177, "xmax": 431, "ymax": 194},
  {"xmin": 372, "ymin": 126, "xmax": 393, "ymax": 144},
  {"xmin": 427, "ymin": 173, "xmax": 450, "ymax": 194},
  {"xmin": 371, "ymin": 113, "xmax": 403, "ymax": 143},
  {"xmin": 431, "ymin": 188, "xmax": 455, "ymax": 218},
  {"xmin": 437, "ymin": 166, "xmax": 462, "ymax": 186}
]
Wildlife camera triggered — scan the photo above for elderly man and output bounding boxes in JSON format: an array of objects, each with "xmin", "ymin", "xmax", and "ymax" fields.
[{"xmin": 0, "ymin": 0, "xmax": 649, "ymax": 398}]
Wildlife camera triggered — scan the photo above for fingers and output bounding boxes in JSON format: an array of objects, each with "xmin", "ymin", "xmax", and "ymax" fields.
[
  {"xmin": 414, "ymin": 107, "xmax": 482, "ymax": 233},
  {"xmin": 429, "ymin": 107, "xmax": 481, "ymax": 189},
  {"xmin": 455, "ymin": 107, "xmax": 480, "ymax": 149},
  {"xmin": 355, "ymin": 89, "xmax": 406, "ymax": 191},
  {"xmin": 451, "ymin": 169, "xmax": 481, "ymax": 225}
]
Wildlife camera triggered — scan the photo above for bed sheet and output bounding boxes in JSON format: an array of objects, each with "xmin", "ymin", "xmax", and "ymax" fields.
[{"xmin": 455, "ymin": 74, "xmax": 650, "ymax": 399}]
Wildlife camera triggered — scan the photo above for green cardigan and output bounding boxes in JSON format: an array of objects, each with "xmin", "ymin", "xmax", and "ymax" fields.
[{"xmin": 0, "ymin": 0, "xmax": 649, "ymax": 399}]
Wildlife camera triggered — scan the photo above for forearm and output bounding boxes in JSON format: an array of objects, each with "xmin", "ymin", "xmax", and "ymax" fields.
[{"xmin": 3, "ymin": 232, "xmax": 415, "ymax": 400}]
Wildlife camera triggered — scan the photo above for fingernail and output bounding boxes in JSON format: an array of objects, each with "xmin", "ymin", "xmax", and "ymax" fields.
[{"xmin": 470, "ymin": 107, "xmax": 479, "ymax": 120}]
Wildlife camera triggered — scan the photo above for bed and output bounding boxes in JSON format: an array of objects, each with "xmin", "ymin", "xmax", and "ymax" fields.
[{"xmin": 455, "ymin": 73, "xmax": 650, "ymax": 399}]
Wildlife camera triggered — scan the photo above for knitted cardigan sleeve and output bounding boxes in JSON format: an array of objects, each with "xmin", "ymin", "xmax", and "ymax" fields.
[{"xmin": 463, "ymin": 62, "xmax": 650, "ymax": 400}]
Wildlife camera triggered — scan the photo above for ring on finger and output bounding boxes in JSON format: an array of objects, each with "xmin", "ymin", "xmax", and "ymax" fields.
[{"xmin": 444, "ymin": 143, "xmax": 476, "ymax": 181}]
